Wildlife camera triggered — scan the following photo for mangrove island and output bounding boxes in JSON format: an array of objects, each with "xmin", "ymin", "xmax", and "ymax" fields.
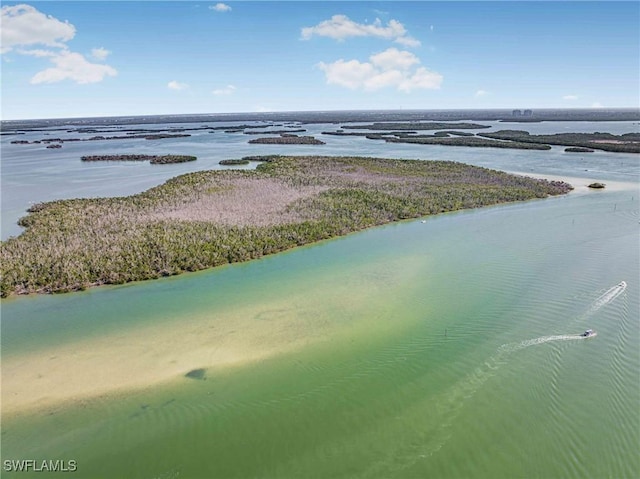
[
  {"xmin": 81, "ymin": 155, "xmax": 197, "ymax": 164},
  {"xmin": 248, "ymin": 135, "xmax": 325, "ymax": 145},
  {"xmin": 0, "ymin": 155, "xmax": 572, "ymax": 296}
]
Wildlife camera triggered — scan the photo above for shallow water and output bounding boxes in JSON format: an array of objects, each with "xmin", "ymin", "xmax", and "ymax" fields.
[{"xmin": 1, "ymin": 118, "xmax": 639, "ymax": 478}]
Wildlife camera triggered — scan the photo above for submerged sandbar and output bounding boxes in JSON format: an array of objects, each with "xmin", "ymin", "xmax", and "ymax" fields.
[{"xmin": 0, "ymin": 156, "xmax": 571, "ymax": 296}]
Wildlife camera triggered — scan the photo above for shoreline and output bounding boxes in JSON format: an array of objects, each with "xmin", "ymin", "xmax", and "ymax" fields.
[
  {"xmin": 507, "ymin": 171, "xmax": 638, "ymax": 194},
  {"xmin": 1, "ymin": 252, "xmax": 429, "ymax": 417},
  {"xmin": 3, "ymin": 108, "xmax": 639, "ymax": 129}
]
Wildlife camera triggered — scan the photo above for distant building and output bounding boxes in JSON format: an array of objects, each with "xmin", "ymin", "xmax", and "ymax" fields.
[
  {"xmin": 523, "ymin": 109, "xmax": 533, "ymax": 117},
  {"xmin": 512, "ymin": 109, "xmax": 522, "ymax": 116}
]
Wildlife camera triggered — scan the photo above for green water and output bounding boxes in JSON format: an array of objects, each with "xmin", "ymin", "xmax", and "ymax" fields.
[{"xmin": 2, "ymin": 185, "xmax": 639, "ymax": 478}]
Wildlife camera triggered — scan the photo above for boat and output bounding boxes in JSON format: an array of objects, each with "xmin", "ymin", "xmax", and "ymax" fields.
[{"xmin": 580, "ymin": 329, "xmax": 596, "ymax": 338}]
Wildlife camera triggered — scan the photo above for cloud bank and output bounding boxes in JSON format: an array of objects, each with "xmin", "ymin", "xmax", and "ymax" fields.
[
  {"xmin": 1, "ymin": 4, "xmax": 117, "ymax": 84},
  {"xmin": 304, "ymin": 14, "xmax": 439, "ymax": 92},
  {"xmin": 1, "ymin": 4, "xmax": 75, "ymax": 53},
  {"xmin": 318, "ymin": 48, "xmax": 442, "ymax": 92},
  {"xmin": 301, "ymin": 15, "xmax": 420, "ymax": 47}
]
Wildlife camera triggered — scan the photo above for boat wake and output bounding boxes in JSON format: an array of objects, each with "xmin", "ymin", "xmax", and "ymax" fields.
[
  {"xmin": 582, "ymin": 281, "xmax": 627, "ymax": 319},
  {"xmin": 363, "ymin": 281, "xmax": 628, "ymax": 474},
  {"xmin": 414, "ymin": 281, "xmax": 625, "ymax": 462},
  {"xmin": 498, "ymin": 333, "xmax": 588, "ymax": 355}
]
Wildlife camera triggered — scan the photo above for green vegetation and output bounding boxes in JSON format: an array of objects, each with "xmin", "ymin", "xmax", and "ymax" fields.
[
  {"xmin": 219, "ymin": 159, "xmax": 251, "ymax": 165},
  {"xmin": 565, "ymin": 147, "xmax": 594, "ymax": 153},
  {"xmin": 0, "ymin": 156, "xmax": 571, "ymax": 296},
  {"xmin": 435, "ymin": 131, "xmax": 476, "ymax": 137},
  {"xmin": 12, "ymin": 133, "xmax": 192, "ymax": 145},
  {"xmin": 479, "ymin": 130, "xmax": 640, "ymax": 153},
  {"xmin": 81, "ymin": 155, "xmax": 197, "ymax": 164},
  {"xmin": 248, "ymin": 135, "xmax": 325, "ymax": 145},
  {"xmin": 381, "ymin": 135, "xmax": 552, "ymax": 150},
  {"xmin": 341, "ymin": 122, "xmax": 491, "ymax": 130},
  {"xmin": 244, "ymin": 129, "xmax": 307, "ymax": 135}
]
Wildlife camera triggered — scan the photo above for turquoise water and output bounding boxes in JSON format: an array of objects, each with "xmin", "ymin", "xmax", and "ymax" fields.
[
  {"xmin": 1, "ymin": 119, "xmax": 639, "ymax": 478},
  {"xmin": 2, "ymin": 187, "xmax": 638, "ymax": 478}
]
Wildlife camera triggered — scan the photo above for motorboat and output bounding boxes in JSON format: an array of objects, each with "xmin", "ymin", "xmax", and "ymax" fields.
[{"xmin": 580, "ymin": 329, "xmax": 596, "ymax": 338}]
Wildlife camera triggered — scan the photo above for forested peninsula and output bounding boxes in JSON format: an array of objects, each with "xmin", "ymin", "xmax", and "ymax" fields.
[{"xmin": 0, "ymin": 156, "xmax": 572, "ymax": 296}]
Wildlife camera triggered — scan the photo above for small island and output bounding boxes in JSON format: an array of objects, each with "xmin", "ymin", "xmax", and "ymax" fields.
[
  {"xmin": 479, "ymin": 130, "xmax": 640, "ymax": 153},
  {"xmin": 219, "ymin": 159, "xmax": 251, "ymax": 165},
  {"xmin": 1, "ymin": 155, "xmax": 571, "ymax": 296},
  {"xmin": 381, "ymin": 135, "xmax": 552, "ymax": 150},
  {"xmin": 588, "ymin": 182, "xmax": 606, "ymax": 189},
  {"xmin": 81, "ymin": 154, "xmax": 197, "ymax": 164},
  {"xmin": 565, "ymin": 147, "xmax": 594, "ymax": 153},
  {"xmin": 248, "ymin": 135, "xmax": 325, "ymax": 145}
]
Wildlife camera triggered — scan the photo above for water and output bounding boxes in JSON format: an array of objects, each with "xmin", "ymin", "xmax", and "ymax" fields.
[
  {"xmin": 2, "ymin": 118, "xmax": 638, "ymax": 239},
  {"xmin": 1, "ymin": 115, "xmax": 639, "ymax": 478}
]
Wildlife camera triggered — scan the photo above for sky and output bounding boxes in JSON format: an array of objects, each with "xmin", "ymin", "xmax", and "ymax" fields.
[{"xmin": 1, "ymin": 1, "xmax": 639, "ymax": 120}]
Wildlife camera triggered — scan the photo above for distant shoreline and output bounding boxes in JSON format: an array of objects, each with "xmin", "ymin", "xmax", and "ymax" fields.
[{"xmin": 2, "ymin": 108, "xmax": 639, "ymax": 129}]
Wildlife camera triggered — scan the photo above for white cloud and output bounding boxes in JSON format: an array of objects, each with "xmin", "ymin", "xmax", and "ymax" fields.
[
  {"xmin": 562, "ymin": 95, "xmax": 578, "ymax": 101},
  {"xmin": 317, "ymin": 47, "xmax": 442, "ymax": 92},
  {"xmin": 2, "ymin": 5, "xmax": 117, "ymax": 85},
  {"xmin": 91, "ymin": 47, "xmax": 111, "ymax": 61},
  {"xmin": 397, "ymin": 67, "xmax": 443, "ymax": 92},
  {"xmin": 394, "ymin": 36, "xmax": 421, "ymax": 48},
  {"xmin": 370, "ymin": 48, "xmax": 419, "ymax": 71},
  {"xmin": 301, "ymin": 15, "xmax": 420, "ymax": 47},
  {"xmin": 1, "ymin": 4, "xmax": 76, "ymax": 53},
  {"xmin": 210, "ymin": 3, "xmax": 232, "ymax": 12},
  {"xmin": 213, "ymin": 85, "xmax": 237, "ymax": 95},
  {"xmin": 30, "ymin": 50, "xmax": 117, "ymax": 84},
  {"xmin": 16, "ymin": 48, "xmax": 56, "ymax": 57},
  {"xmin": 318, "ymin": 60, "xmax": 375, "ymax": 90},
  {"xmin": 475, "ymin": 89, "xmax": 489, "ymax": 97},
  {"xmin": 168, "ymin": 80, "xmax": 189, "ymax": 91}
]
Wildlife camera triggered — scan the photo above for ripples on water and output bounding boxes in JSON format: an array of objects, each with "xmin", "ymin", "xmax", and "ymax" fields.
[{"xmin": 1, "ymin": 118, "xmax": 638, "ymax": 478}]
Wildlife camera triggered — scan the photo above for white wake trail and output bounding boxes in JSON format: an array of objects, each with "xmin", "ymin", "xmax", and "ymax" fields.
[
  {"xmin": 498, "ymin": 334, "xmax": 585, "ymax": 355},
  {"xmin": 583, "ymin": 281, "xmax": 627, "ymax": 318},
  {"xmin": 418, "ymin": 280, "xmax": 627, "ymax": 460}
]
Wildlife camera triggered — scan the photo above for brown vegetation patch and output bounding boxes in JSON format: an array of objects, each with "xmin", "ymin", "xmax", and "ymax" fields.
[{"xmin": 154, "ymin": 177, "xmax": 329, "ymax": 226}]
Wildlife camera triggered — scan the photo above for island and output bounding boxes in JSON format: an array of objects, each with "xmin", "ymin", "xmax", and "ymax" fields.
[
  {"xmin": 81, "ymin": 154, "xmax": 197, "ymax": 164},
  {"xmin": 381, "ymin": 135, "xmax": 552, "ymax": 150},
  {"xmin": 565, "ymin": 147, "xmax": 594, "ymax": 153},
  {"xmin": 0, "ymin": 155, "xmax": 572, "ymax": 296},
  {"xmin": 248, "ymin": 135, "xmax": 325, "ymax": 145},
  {"xmin": 340, "ymin": 122, "xmax": 491, "ymax": 130},
  {"xmin": 478, "ymin": 130, "xmax": 640, "ymax": 153},
  {"xmin": 219, "ymin": 159, "xmax": 251, "ymax": 165},
  {"xmin": 11, "ymin": 133, "xmax": 192, "ymax": 145}
]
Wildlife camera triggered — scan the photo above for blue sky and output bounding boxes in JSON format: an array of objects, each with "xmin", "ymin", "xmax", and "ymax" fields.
[{"xmin": 1, "ymin": 1, "xmax": 638, "ymax": 120}]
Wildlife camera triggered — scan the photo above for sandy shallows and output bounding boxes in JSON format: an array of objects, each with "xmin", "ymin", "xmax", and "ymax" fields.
[{"xmin": 2, "ymin": 253, "xmax": 429, "ymax": 417}]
